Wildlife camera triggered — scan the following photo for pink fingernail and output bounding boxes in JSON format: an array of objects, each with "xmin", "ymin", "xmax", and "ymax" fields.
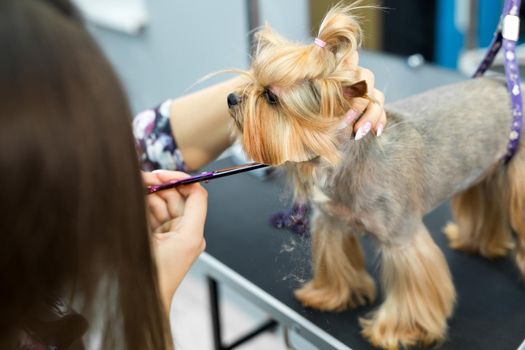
[
  {"xmin": 344, "ymin": 109, "xmax": 360, "ymax": 125},
  {"xmin": 355, "ymin": 122, "xmax": 371, "ymax": 141},
  {"xmin": 376, "ymin": 123, "xmax": 384, "ymax": 137}
]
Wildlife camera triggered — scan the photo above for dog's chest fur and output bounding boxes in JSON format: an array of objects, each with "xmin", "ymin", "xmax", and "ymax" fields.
[{"xmin": 292, "ymin": 77, "xmax": 517, "ymax": 240}]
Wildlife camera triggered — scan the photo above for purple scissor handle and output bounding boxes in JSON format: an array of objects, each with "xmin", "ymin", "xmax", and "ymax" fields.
[{"xmin": 146, "ymin": 162, "xmax": 269, "ymax": 194}]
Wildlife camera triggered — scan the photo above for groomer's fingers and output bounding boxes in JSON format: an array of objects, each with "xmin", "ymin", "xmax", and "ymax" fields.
[
  {"xmin": 155, "ymin": 217, "xmax": 182, "ymax": 234},
  {"xmin": 371, "ymin": 88, "xmax": 386, "ymax": 135},
  {"xmin": 344, "ymin": 67, "xmax": 379, "ymax": 122},
  {"xmin": 144, "ymin": 170, "xmax": 191, "ymax": 186},
  {"xmin": 345, "ymin": 97, "xmax": 367, "ymax": 123},
  {"xmin": 148, "ymin": 188, "xmax": 186, "ymax": 226},
  {"xmin": 153, "ymin": 171, "xmax": 190, "ymax": 218},
  {"xmin": 147, "ymin": 195, "xmax": 171, "ymax": 229},
  {"xmin": 377, "ymin": 109, "xmax": 387, "ymax": 137},
  {"xmin": 143, "ymin": 170, "xmax": 191, "ymax": 231},
  {"xmin": 354, "ymin": 102, "xmax": 382, "ymax": 139},
  {"xmin": 153, "ymin": 170, "xmax": 191, "ymax": 182},
  {"xmin": 148, "ymin": 214, "xmax": 161, "ymax": 232},
  {"xmin": 177, "ymin": 183, "xmax": 208, "ymax": 235},
  {"xmin": 165, "ymin": 191, "xmax": 186, "ymax": 219},
  {"xmin": 353, "ymin": 88, "xmax": 386, "ymax": 139},
  {"xmin": 142, "ymin": 171, "xmax": 160, "ymax": 186}
]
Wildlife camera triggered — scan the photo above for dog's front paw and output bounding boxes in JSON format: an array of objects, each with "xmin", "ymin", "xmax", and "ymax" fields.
[
  {"xmin": 360, "ymin": 313, "xmax": 444, "ymax": 350},
  {"xmin": 294, "ymin": 274, "xmax": 375, "ymax": 311}
]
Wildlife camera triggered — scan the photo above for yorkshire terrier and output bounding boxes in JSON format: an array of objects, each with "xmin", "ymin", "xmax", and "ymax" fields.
[{"xmin": 226, "ymin": 4, "xmax": 525, "ymax": 350}]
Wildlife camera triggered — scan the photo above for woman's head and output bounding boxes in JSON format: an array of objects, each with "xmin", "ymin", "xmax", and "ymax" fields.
[
  {"xmin": 228, "ymin": 3, "xmax": 369, "ymax": 165},
  {"xmin": 0, "ymin": 0, "xmax": 167, "ymax": 348}
]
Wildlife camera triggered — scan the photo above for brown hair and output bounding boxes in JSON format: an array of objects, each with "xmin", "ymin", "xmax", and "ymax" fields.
[{"xmin": 0, "ymin": 0, "xmax": 168, "ymax": 348}]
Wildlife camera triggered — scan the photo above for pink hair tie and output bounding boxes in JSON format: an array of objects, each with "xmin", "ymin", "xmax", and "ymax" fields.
[{"xmin": 314, "ymin": 37, "xmax": 327, "ymax": 48}]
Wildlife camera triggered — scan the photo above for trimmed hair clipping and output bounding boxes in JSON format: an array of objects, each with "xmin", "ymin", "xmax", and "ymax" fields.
[{"xmin": 264, "ymin": 88, "xmax": 279, "ymax": 105}]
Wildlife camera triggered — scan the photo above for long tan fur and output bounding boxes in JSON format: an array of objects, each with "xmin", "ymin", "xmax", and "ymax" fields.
[
  {"xmin": 509, "ymin": 142, "xmax": 525, "ymax": 278},
  {"xmin": 444, "ymin": 166, "xmax": 514, "ymax": 258},
  {"xmin": 360, "ymin": 225, "xmax": 455, "ymax": 350},
  {"xmin": 294, "ymin": 208, "xmax": 375, "ymax": 311}
]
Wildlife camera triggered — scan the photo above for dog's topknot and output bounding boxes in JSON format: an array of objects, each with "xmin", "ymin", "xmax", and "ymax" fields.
[
  {"xmin": 252, "ymin": 2, "xmax": 363, "ymax": 85},
  {"xmin": 316, "ymin": 3, "xmax": 363, "ymax": 63}
]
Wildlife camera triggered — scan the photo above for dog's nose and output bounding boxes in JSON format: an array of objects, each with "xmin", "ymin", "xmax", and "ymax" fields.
[{"xmin": 227, "ymin": 93, "xmax": 240, "ymax": 109}]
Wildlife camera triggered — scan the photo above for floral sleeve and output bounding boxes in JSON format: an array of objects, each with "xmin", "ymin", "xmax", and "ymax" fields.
[{"xmin": 133, "ymin": 99, "xmax": 187, "ymax": 172}]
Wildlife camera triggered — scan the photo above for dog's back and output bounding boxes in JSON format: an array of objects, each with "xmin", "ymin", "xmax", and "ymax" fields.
[
  {"xmin": 323, "ymin": 76, "xmax": 517, "ymax": 236},
  {"xmin": 370, "ymin": 76, "xmax": 515, "ymax": 212}
]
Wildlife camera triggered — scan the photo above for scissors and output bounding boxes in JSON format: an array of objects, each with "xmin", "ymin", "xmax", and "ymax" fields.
[{"xmin": 146, "ymin": 162, "xmax": 269, "ymax": 194}]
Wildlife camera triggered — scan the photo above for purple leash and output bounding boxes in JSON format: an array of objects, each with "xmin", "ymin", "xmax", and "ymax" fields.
[{"xmin": 473, "ymin": 0, "xmax": 523, "ymax": 164}]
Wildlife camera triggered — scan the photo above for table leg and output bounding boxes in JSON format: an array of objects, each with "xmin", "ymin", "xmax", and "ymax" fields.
[
  {"xmin": 208, "ymin": 276, "xmax": 224, "ymax": 350},
  {"xmin": 206, "ymin": 275, "xmax": 279, "ymax": 350}
]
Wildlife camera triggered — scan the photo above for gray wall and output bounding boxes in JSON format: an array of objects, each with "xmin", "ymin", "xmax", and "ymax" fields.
[
  {"xmin": 88, "ymin": 0, "xmax": 309, "ymax": 114},
  {"xmin": 259, "ymin": 0, "xmax": 309, "ymax": 42}
]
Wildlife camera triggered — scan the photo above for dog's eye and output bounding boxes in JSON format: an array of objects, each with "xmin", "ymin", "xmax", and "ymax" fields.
[{"xmin": 263, "ymin": 88, "xmax": 279, "ymax": 105}]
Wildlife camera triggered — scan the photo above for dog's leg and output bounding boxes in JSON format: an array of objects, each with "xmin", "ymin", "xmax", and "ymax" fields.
[
  {"xmin": 444, "ymin": 171, "xmax": 514, "ymax": 258},
  {"xmin": 294, "ymin": 211, "xmax": 375, "ymax": 311},
  {"xmin": 361, "ymin": 222, "xmax": 455, "ymax": 350},
  {"xmin": 509, "ymin": 148, "xmax": 525, "ymax": 279}
]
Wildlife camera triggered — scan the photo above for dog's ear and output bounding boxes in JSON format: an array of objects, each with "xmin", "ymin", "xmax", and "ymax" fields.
[{"xmin": 343, "ymin": 80, "xmax": 367, "ymax": 99}]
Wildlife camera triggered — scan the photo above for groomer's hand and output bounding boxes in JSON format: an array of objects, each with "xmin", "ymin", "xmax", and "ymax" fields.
[
  {"xmin": 344, "ymin": 50, "xmax": 386, "ymax": 140},
  {"xmin": 142, "ymin": 170, "xmax": 208, "ymax": 315}
]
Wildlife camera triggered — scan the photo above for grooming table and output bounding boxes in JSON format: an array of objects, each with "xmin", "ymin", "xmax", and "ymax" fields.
[{"xmin": 197, "ymin": 53, "xmax": 525, "ymax": 350}]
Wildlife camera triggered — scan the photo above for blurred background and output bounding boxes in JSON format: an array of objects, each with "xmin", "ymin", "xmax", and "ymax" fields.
[
  {"xmin": 72, "ymin": 0, "xmax": 525, "ymax": 113},
  {"xmin": 70, "ymin": 1, "xmax": 523, "ymax": 349}
]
